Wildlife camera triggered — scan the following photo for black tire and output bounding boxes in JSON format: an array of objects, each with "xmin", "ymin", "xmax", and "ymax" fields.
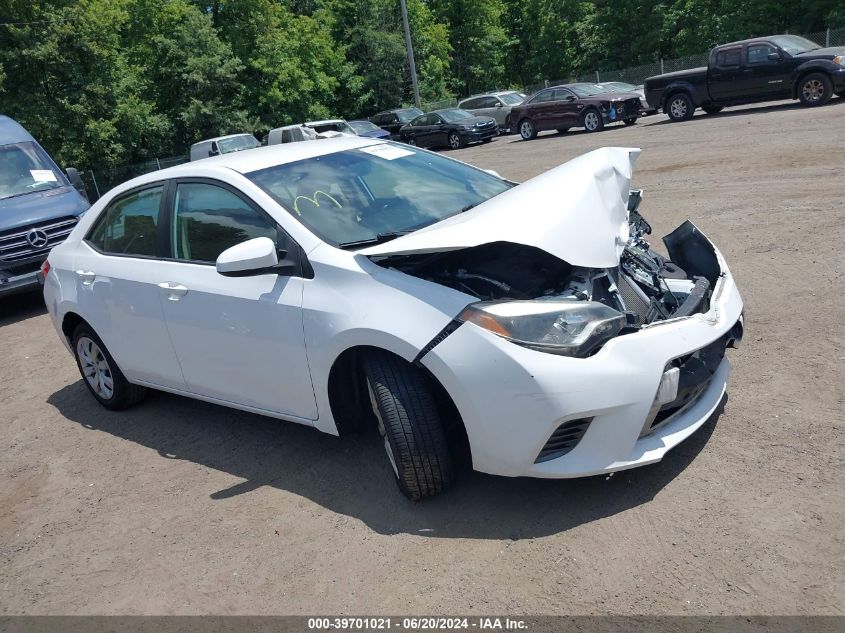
[
  {"xmin": 556, "ymin": 127, "xmax": 570, "ymax": 134},
  {"xmin": 666, "ymin": 92, "xmax": 695, "ymax": 122},
  {"xmin": 361, "ymin": 351, "xmax": 454, "ymax": 501},
  {"xmin": 582, "ymin": 109, "xmax": 604, "ymax": 132},
  {"xmin": 623, "ymin": 117, "xmax": 637, "ymax": 125},
  {"xmin": 797, "ymin": 72, "xmax": 833, "ymax": 107},
  {"xmin": 702, "ymin": 104, "xmax": 724, "ymax": 114},
  {"xmin": 405, "ymin": 136, "xmax": 417, "ymax": 146},
  {"xmin": 447, "ymin": 132, "xmax": 464, "ymax": 149},
  {"xmin": 71, "ymin": 322, "xmax": 146, "ymax": 410},
  {"xmin": 518, "ymin": 118, "xmax": 537, "ymax": 140}
]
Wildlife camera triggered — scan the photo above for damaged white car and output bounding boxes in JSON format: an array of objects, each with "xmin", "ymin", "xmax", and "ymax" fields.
[{"xmin": 43, "ymin": 138, "xmax": 744, "ymax": 500}]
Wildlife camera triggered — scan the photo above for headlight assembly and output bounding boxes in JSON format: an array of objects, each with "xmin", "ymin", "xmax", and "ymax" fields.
[
  {"xmin": 458, "ymin": 300, "xmax": 626, "ymax": 357},
  {"xmin": 834, "ymin": 55, "xmax": 845, "ymax": 66}
]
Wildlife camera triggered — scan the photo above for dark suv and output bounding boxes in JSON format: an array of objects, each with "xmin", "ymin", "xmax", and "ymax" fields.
[
  {"xmin": 0, "ymin": 116, "xmax": 89, "ymax": 297},
  {"xmin": 369, "ymin": 108, "xmax": 424, "ymax": 140}
]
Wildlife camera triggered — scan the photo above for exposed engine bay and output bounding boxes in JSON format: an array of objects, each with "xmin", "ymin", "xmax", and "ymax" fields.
[{"xmin": 372, "ymin": 191, "xmax": 713, "ymax": 331}]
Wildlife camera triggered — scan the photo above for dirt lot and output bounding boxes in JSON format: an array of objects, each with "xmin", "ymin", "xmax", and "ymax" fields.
[{"xmin": 2, "ymin": 100, "xmax": 844, "ymax": 615}]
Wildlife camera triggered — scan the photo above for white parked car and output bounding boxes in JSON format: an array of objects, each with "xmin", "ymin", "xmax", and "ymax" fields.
[{"xmin": 43, "ymin": 139, "xmax": 744, "ymax": 500}]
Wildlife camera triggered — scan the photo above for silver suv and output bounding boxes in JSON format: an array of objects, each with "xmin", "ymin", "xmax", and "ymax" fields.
[{"xmin": 457, "ymin": 91, "xmax": 526, "ymax": 133}]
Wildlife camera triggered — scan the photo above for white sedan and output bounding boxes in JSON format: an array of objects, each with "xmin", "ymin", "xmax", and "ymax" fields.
[{"xmin": 43, "ymin": 138, "xmax": 743, "ymax": 500}]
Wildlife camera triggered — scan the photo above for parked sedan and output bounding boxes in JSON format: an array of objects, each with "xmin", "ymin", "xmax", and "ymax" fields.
[
  {"xmin": 458, "ymin": 90, "xmax": 526, "ymax": 132},
  {"xmin": 400, "ymin": 109, "xmax": 498, "ymax": 149},
  {"xmin": 369, "ymin": 108, "xmax": 424, "ymax": 139},
  {"xmin": 509, "ymin": 83, "xmax": 643, "ymax": 139},
  {"xmin": 43, "ymin": 138, "xmax": 743, "ymax": 500}
]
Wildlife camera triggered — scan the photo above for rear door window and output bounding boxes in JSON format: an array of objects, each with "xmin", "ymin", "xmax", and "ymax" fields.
[
  {"xmin": 716, "ymin": 47, "xmax": 742, "ymax": 68},
  {"xmin": 87, "ymin": 185, "xmax": 164, "ymax": 257}
]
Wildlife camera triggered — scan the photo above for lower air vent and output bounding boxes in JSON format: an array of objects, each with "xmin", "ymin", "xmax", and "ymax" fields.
[
  {"xmin": 535, "ymin": 417, "xmax": 593, "ymax": 463},
  {"xmin": 617, "ymin": 273, "xmax": 650, "ymax": 326}
]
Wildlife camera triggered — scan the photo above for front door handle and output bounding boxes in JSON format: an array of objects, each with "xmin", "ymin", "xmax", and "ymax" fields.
[
  {"xmin": 158, "ymin": 281, "xmax": 189, "ymax": 301},
  {"xmin": 75, "ymin": 270, "xmax": 96, "ymax": 285}
]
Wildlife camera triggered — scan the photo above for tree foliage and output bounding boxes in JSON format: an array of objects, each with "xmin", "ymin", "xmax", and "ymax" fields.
[{"xmin": 0, "ymin": 0, "xmax": 841, "ymax": 170}]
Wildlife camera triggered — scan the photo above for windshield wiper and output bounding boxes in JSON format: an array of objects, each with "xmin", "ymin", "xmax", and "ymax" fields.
[{"xmin": 337, "ymin": 230, "xmax": 414, "ymax": 250}]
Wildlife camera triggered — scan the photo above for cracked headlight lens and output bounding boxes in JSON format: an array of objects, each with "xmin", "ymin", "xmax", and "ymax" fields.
[{"xmin": 458, "ymin": 300, "xmax": 626, "ymax": 357}]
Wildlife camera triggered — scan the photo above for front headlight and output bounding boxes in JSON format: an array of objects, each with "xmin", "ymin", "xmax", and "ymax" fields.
[
  {"xmin": 458, "ymin": 300, "xmax": 626, "ymax": 357},
  {"xmin": 462, "ymin": 124, "xmax": 475, "ymax": 130},
  {"xmin": 834, "ymin": 55, "xmax": 845, "ymax": 66}
]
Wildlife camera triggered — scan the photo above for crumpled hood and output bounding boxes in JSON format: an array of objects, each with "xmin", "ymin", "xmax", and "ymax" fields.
[{"xmin": 360, "ymin": 146, "xmax": 641, "ymax": 268}]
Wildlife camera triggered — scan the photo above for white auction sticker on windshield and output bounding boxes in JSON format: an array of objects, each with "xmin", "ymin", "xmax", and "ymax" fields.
[
  {"xmin": 30, "ymin": 170, "xmax": 57, "ymax": 182},
  {"xmin": 359, "ymin": 144, "xmax": 415, "ymax": 160}
]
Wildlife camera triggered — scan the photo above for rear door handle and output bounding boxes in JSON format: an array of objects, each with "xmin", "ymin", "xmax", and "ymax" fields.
[
  {"xmin": 158, "ymin": 281, "xmax": 189, "ymax": 300},
  {"xmin": 75, "ymin": 270, "xmax": 96, "ymax": 285}
]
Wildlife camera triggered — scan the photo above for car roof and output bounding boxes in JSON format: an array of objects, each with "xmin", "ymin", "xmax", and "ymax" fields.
[
  {"xmin": 123, "ymin": 137, "xmax": 383, "ymax": 188},
  {"xmin": 305, "ymin": 119, "xmax": 345, "ymax": 126},
  {"xmin": 190, "ymin": 133, "xmax": 255, "ymax": 148},
  {"xmin": 461, "ymin": 90, "xmax": 520, "ymax": 100},
  {"xmin": 0, "ymin": 115, "xmax": 36, "ymax": 145},
  {"xmin": 715, "ymin": 35, "xmax": 792, "ymax": 49}
]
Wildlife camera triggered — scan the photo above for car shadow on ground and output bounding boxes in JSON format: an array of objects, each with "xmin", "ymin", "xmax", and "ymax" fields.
[
  {"xmin": 0, "ymin": 291, "xmax": 47, "ymax": 327},
  {"xmin": 48, "ymin": 381, "xmax": 726, "ymax": 539}
]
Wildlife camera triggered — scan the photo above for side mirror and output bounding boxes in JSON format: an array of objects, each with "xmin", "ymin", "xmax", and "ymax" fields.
[
  {"xmin": 495, "ymin": 102, "xmax": 503, "ymax": 107},
  {"xmin": 767, "ymin": 52, "xmax": 782, "ymax": 61},
  {"xmin": 565, "ymin": 95, "xmax": 577, "ymax": 101},
  {"xmin": 216, "ymin": 237, "xmax": 296, "ymax": 277},
  {"xmin": 65, "ymin": 167, "xmax": 88, "ymax": 201},
  {"xmin": 208, "ymin": 148, "xmax": 220, "ymax": 157}
]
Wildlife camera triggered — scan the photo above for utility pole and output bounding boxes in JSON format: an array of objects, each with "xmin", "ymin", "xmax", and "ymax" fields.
[{"xmin": 399, "ymin": 0, "xmax": 421, "ymax": 108}]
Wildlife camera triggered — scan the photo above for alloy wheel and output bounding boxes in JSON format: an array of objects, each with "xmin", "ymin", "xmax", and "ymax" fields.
[
  {"xmin": 669, "ymin": 98, "xmax": 688, "ymax": 119},
  {"xmin": 448, "ymin": 133, "xmax": 461, "ymax": 149},
  {"xmin": 802, "ymin": 79, "xmax": 825, "ymax": 103},
  {"xmin": 76, "ymin": 336, "xmax": 114, "ymax": 399},
  {"xmin": 520, "ymin": 120, "xmax": 533, "ymax": 139},
  {"xmin": 584, "ymin": 111, "xmax": 600, "ymax": 131}
]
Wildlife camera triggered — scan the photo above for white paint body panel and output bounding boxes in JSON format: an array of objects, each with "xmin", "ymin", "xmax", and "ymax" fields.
[{"xmin": 43, "ymin": 140, "xmax": 743, "ymax": 479}]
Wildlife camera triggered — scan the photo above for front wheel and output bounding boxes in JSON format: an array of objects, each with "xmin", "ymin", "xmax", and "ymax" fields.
[
  {"xmin": 519, "ymin": 118, "xmax": 537, "ymax": 140},
  {"xmin": 362, "ymin": 351, "xmax": 454, "ymax": 501},
  {"xmin": 447, "ymin": 132, "xmax": 464, "ymax": 149},
  {"xmin": 798, "ymin": 72, "xmax": 833, "ymax": 107},
  {"xmin": 405, "ymin": 136, "xmax": 417, "ymax": 146},
  {"xmin": 72, "ymin": 323, "xmax": 146, "ymax": 410},
  {"xmin": 623, "ymin": 117, "xmax": 637, "ymax": 125},
  {"xmin": 666, "ymin": 93, "xmax": 695, "ymax": 122},
  {"xmin": 702, "ymin": 104, "xmax": 724, "ymax": 114},
  {"xmin": 582, "ymin": 109, "xmax": 604, "ymax": 132}
]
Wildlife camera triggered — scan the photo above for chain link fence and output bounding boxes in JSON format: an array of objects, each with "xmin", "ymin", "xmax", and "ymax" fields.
[
  {"xmin": 80, "ymin": 26, "xmax": 843, "ymax": 201},
  {"xmin": 425, "ymin": 25, "xmax": 845, "ymax": 110}
]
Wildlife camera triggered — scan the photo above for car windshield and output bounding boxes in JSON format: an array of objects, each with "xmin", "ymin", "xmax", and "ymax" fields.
[
  {"xmin": 348, "ymin": 121, "xmax": 381, "ymax": 134},
  {"xmin": 217, "ymin": 135, "xmax": 259, "ymax": 154},
  {"xmin": 499, "ymin": 92, "xmax": 524, "ymax": 105},
  {"xmin": 568, "ymin": 84, "xmax": 605, "ymax": 97},
  {"xmin": 0, "ymin": 141, "xmax": 67, "ymax": 201},
  {"xmin": 438, "ymin": 109, "xmax": 475, "ymax": 123},
  {"xmin": 246, "ymin": 143, "xmax": 512, "ymax": 248},
  {"xmin": 770, "ymin": 35, "xmax": 821, "ymax": 55},
  {"xmin": 397, "ymin": 108, "xmax": 423, "ymax": 123}
]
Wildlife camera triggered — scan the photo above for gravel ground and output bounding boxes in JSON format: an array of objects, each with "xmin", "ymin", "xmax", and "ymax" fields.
[{"xmin": 1, "ymin": 99, "xmax": 844, "ymax": 615}]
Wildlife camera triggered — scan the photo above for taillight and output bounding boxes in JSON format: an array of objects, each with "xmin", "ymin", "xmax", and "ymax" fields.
[{"xmin": 40, "ymin": 259, "xmax": 51, "ymax": 278}]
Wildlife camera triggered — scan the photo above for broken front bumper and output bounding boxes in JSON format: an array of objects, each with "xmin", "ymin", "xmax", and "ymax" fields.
[{"xmin": 421, "ymin": 222, "xmax": 743, "ymax": 478}]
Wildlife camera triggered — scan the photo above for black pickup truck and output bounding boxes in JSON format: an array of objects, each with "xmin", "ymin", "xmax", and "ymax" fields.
[{"xmin": 644, "ymin": 34, "xmax": 845, "ymax": 122}]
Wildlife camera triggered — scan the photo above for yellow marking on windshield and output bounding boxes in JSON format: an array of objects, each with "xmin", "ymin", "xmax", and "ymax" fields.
[{"xmin": 293, "ymin": 190, "xmax": 343, "ymax": 216}]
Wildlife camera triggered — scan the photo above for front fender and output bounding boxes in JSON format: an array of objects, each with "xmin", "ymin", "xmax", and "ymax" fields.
[{"xmin": 791, "ymin": 61, "xmax": 839, "ymax": 97}]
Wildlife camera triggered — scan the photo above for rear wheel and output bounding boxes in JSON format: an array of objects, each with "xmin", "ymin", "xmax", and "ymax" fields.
[
  {"xmin": 702, "ymin": 104, "xmax": 724, "ymax": 114},
  {"xmin": 362, "ymin": 351, "xmax": 454, "ymax": 501},
  {"xmin": 72, "ymin": 323, "xmax": 146, "ymax": 410},
  {"xmin": 666, "ymin": 92, "xmax": 695, "ymax": 122},
  {"xmin": 623, "ymin": 117, "xmax": 637, "ymax": 125},
  {"xmin": 582, "ymin": 109, "xmax": 603, "ymax": 132},
  {"xmin": 798, "ymin": 72, "xmax": 833, "ymax": 107}
]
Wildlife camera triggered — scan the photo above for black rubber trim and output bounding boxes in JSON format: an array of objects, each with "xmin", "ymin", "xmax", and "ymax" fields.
[
  {"xmin": 413, "ymin": 319, "xmax": 462, "ymax": 365},
  {"xmin": 673, "ymin": 275, "xmax": 710, "ymax": 318}
]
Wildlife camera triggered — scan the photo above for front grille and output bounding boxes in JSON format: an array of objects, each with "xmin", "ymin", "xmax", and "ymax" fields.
[
  {"xmin": 623, "ymin": 98, "xmax": 641, "ymax": 116},
  {"xmin": 0, "ymin": 216, "xmax": 78, "ymax": 263},
  {"xmin": 535, "ymin": 417, "xmax": 593, "ymax": 463}
]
